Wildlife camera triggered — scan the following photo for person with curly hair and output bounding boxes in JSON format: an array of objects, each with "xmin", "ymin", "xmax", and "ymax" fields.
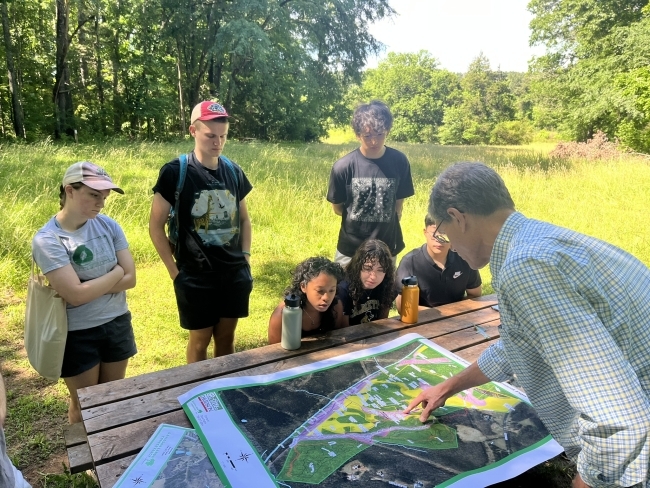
[
  {"xmin": 337, "ymin": 239, "xmax": 397, "ymax": 326},
  {"xmin": 268, "ymin": 257, "xmax": 345, "ymax": 344}
]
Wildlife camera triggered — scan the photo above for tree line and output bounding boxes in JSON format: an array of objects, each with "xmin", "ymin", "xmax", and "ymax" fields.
[
  {"xmin": 0, "ymin": 0, "xmax": 392, "ymax": 141},
  {"xmin": 1, "ymin": 0, "xmax": 649, "ymax": 152}
]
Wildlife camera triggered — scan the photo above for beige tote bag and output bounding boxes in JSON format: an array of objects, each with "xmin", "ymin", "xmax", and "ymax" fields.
[{"xmin": 24, "ymin": 259, "xmax": 68, "ymax": 381}]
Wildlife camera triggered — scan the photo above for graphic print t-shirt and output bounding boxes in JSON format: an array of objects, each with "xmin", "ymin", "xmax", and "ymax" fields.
[
  {"xmin": 32, "ymin": 214, "xmax": 129, "ymax": 331},
  {"xmin": 337, "ymin": 280, "xmax": 384, "ymax": 326},
  {"xmin": 327, "ymin": 147, "xmax": 414, "ymax": 257},
  {"xmin": 153, "ymin": 152, "xmax": 253, "ymax": 272}
]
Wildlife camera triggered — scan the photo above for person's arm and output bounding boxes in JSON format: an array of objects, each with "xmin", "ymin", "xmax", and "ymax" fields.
[
  {"xmin": 0, "ymin": 369, "xmax": 6, "ymax": 428},
  {"xmin": 501, "ymin": 259, "xmax": 650, "ymax": 487},
  {"xmin": 332, "ymin": 300, "xmax": 346, "ymax": 329},
  {"xmin": 572, "ymin": 475, "xmax": 591, "ymax": 488},
  {"xmin": 465, "ymin": 285, "xmax": 482, "ymax": 299},
  {"xmin": 395, "ymin": 199, "xmax": 404, "ymax": 221},
  {"xmin": 331, "ymin": 203, "xmax": 344, "ymax": 216},
  {"xmin": 149, "ymin": 192, "xmax": 179, "ymax": 281},
  {"xmin": 404, "ymin": 361, "xmax": 491, "ymax": 422},
  {"xmin": 106, "ymin": 248, "xmax": 136, "ymax": 293},
  {"xmin": 45, "ymin": 263, "xmax": 124, "ymax": 307},
  {"xmin": 239, "ymin": 198, "xmax": 251, "ymax": 264},
  {"xmin": 268, "ymin": 302, "xmax": 284, "ymax": 344}
]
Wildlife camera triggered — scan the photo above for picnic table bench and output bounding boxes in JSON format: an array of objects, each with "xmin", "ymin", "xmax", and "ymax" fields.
[{"xmin": 64, "ymin": 294, "xmax": 500, "ymax": 486}]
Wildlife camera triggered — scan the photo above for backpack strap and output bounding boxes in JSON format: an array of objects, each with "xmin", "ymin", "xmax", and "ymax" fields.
[
  {"xmin": 171, "ymin": 154, "xmax": 188, "ymax": 251},
  {"xmin": 219, "ymin": 155, "xmax": 239, "ymax": 189}
]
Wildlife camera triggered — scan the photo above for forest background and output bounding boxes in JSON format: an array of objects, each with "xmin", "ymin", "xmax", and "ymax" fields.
[
  {"xmin": 0, "ymin": 0, "xmax": 649, "ymax": 151},
  {"xmin": 2, "ymin": 0, "xmax": 650, "ymax": 487}
]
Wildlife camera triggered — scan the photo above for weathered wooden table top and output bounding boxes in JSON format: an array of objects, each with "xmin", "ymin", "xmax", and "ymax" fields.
[{"xmin": 75, "ymin": 294, "xmax": 500, "ymax": 487}]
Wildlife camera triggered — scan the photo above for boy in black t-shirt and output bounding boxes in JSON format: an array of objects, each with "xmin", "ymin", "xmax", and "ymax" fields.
[
  {"xmin": 327, "ymin": 101, "xmax": 414, "ymax": 266},
  {"xmin": 149, "ymin": 101, "xmax": 253, "ymax": 363},
  {"xmin": 395, "ymin": 214, "xmax": 482, "ymax": 312}
]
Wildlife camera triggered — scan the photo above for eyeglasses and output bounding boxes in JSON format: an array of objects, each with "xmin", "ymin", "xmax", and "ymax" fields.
[
  {"xmin": 359, "ymin": 132, "xmax": 386, "ymax": 141},
  {"xmin": 428, "ymin": 220, "xmax": 450, "ymax": 244}
]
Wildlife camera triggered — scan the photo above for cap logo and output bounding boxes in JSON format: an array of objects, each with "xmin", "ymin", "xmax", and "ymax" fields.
[{"xmin": 207, "ymin": 103, "xmax": 227, "ymax": 114}]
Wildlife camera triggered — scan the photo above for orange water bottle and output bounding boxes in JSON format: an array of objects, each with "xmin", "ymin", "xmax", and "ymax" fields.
[{"xmin": 401, "ymin": 276, "xmax": 419, "ymax": 324}]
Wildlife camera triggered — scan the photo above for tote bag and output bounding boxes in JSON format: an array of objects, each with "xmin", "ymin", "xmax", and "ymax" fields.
[{"xmin": 24, "ymin": 259, "xmax": 68, "ymax": 381}]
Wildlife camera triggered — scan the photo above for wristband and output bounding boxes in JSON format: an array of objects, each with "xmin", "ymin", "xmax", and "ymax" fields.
[{"xmin": 242, "ymin": 250, "xmax": 251, "ymax": 256}]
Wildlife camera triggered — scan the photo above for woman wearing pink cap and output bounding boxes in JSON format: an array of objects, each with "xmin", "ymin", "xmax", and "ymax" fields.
[{"xmin": 31, "ymin": 162, "xmax": 137, "ymax": 424}]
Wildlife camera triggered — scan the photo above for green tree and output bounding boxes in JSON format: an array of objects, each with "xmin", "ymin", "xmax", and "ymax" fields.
[
  {"xmin": 358, "ymin": 51, "xmax": 461, "ymax": 142},
  {"xmin": 528, "ymin": 0, "xmax": 650, "ymax": 151},
  {"xmin": 439, "ymin": 54, "xmax": 516, "ymax": 145}
]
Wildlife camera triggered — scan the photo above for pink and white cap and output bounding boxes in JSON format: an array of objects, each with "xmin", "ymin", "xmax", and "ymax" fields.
[
  {"xmin": 190, "ymin": 101, "xmax": 230, "ymax": 124},
  {"xmin": 62, "ymin": 162, "xmax": 124, "ymax": 194}
]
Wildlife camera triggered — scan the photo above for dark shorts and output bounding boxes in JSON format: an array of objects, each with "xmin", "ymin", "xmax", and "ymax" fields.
[
  {"xmin": 173, "ymin": 265, "xmax": 253, "ymax": 330},
  {"xmin": 61, "ymin": 311, "xmax": 137, "ymax": 378}
]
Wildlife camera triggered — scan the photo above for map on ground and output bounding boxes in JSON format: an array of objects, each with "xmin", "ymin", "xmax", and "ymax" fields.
[
  {"xmin": 178, "ymin": 333, "xmax": 563, "ymax": 488},
  {"xmin": 113, "ymin": 424, "xmax": 224, "ymax": 487}
]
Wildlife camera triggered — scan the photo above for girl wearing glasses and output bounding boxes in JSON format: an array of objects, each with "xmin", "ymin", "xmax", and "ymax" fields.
[
  {"xmin": 337, "ymin": 239, "xmax": 397, "ymax": 326},
  {"xmin": 268, "ymin": 257, "xmax": 345, "ymax": 344}
]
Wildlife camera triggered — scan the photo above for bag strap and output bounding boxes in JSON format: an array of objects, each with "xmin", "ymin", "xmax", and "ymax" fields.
[
  {"xmin": 220, "ymin": 155, "xmax": 239, "ymax": 189},
  {"xmin": 32, "ymin": 232, "xmax": 66, "ymax": 286},
  {"xmin": 173, "ymin": 153, "xmax": 189, "ymax": 229}
]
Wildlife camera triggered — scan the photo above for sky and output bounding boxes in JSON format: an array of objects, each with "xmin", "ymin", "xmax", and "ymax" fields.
[{"xmin": 366, "ymin": 0, "xmax": 546, "ymax": 73}]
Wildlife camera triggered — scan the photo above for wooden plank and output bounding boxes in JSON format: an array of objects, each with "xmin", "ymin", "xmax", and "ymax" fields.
[
  {"xmin": 85, "ymin": 313, "xmax": 501, "ymax": 468},
  {"xmin": 433, "ymin": 319, "xmax": 500, "ymax": 352},
  {"xmin": 454, "ymin": 339, "xmax": 500, "ymax": 364},
  {"xmin": 78, "ymin": 296, "xmax": 498, "ymax": 409},
  {"xmin": 67, "ymin": 443, "xmax": 93, "ymax": 474},
  {"xmin": 82, "ymin": 308, "xmax": 498, "ymax": 435},
  {"xmin": 96, "ymin": 454, "xmax": 136, "ymax": 488},
  {"xmin": 63, "ymin": 422, "xmax": 87, "ymax": 447},
  {"xmin": 64, "ymin": 422, "xmax": 93, "ymax": 473},
  {"xmin": 89, "ymin": 410, "xmax": 191, "ymax": 468}
]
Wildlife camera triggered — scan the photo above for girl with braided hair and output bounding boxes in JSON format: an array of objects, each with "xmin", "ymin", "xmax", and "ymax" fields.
[{"xmin": 268, "ymin": 257, "xmax": 345, "ymax": 344}]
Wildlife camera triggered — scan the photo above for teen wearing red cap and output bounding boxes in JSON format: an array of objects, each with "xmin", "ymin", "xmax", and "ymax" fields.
[{"xmin": 149, "ymin": 101, "xmax": 253, "ymax": 363}]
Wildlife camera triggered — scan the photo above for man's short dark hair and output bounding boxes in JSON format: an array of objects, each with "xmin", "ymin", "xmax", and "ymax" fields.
[
  {"xmin": 351, "ymin": 100, "xmax": 393, "ymax": 135},
  {"xmin": 424, "ymin": 214, "xmax": 436, "ymax": 228},
  {"xmin": 429, "ymin": 162, "xmax": 515, "ymax": 223}
]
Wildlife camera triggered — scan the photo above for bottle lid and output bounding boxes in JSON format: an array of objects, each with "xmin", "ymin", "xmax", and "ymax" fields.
[
  {"xmin": 401, "ymin": 275, "xmax": 418, "ymax": 286},
  {"xmin": 284, "ymin": 293, "xmax": 301, "ymax": 307}
]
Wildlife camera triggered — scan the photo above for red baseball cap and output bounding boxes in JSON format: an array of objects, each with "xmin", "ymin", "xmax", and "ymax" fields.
[{"xmin": 190, "ymin": 101, "xmax": 230, "ymax": 124}]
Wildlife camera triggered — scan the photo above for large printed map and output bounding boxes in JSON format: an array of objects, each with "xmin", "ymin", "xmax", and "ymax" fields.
[{"xmin": 179, "ymin": 334, "xmax": 562, "ymax": 488}]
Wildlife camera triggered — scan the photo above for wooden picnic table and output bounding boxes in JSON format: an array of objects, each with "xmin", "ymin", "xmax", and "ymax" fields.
[{"xmin": 65, "ymin": 294, "xmax": 500, "ymax": 487}]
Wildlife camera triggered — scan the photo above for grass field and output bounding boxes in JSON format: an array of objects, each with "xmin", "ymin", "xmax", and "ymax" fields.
[{"xmin": 1, "ymin": 140, "xmax": 649, "ymax": 486}]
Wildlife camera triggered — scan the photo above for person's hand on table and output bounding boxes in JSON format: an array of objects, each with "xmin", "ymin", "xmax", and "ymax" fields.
[
  {"xmin": 572, "ymin": 474, "xmax": 592, "ymax": 488},
  {"xmin": 403, "ymin": 384, "xmax": 449, "ymax": 422}
]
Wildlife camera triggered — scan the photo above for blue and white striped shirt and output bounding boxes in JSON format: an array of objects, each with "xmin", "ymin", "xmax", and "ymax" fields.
[{"xmin": 478, "ymin": 212, "xmax": 650, "ymax": 487}]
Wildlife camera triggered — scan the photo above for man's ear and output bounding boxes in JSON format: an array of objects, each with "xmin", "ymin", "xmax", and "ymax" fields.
[{"xmin": 447, "ymin": 208, "xmax": 467, "ymax": 232}]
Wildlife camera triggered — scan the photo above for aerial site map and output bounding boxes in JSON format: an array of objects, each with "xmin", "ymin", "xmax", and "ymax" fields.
[{"xmin": 178, "ymin": 333, "xmax": 562, "ymax": 488}]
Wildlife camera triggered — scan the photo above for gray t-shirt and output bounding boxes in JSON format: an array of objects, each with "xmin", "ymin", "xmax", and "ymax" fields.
[{"xmin": 32, "ymin": 214, "xmax": 129, "ymax": 331}]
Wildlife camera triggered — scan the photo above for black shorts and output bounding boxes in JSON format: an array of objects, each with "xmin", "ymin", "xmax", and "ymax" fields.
[
  {"xmin": 173, "ymin": 265, "xmax": 253, "ymax": 330},
  {"xmin": 61, "ymin": 311, "xmax": 137, "ymax": 378}
]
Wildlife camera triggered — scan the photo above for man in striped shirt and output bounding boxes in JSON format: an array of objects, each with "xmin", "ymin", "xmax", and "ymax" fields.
[{"xmin": 404, "ymin": 162, "xmax": 649, "ymax": 488}]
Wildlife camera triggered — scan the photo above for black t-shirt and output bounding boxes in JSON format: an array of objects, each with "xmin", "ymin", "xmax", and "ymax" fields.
[
  {"xmin": 337, "ymin": 280, "xmax": 384, "ymax": 326},
  {"xmin": 394, "ymin": 245, "xmax": 482, "ymax": 307},
  {"xmin": 152, "ymin": 152, "xmax": 252, "ymax": 272},
  {"xmin": 327, "ymin": 147, "xmax": 415, "ymax": 257}
]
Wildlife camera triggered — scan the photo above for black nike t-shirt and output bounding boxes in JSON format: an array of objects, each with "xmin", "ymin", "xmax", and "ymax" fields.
[{"xmin": 395, "ymin": 245, "xmax": 482, "ymax": 307}]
